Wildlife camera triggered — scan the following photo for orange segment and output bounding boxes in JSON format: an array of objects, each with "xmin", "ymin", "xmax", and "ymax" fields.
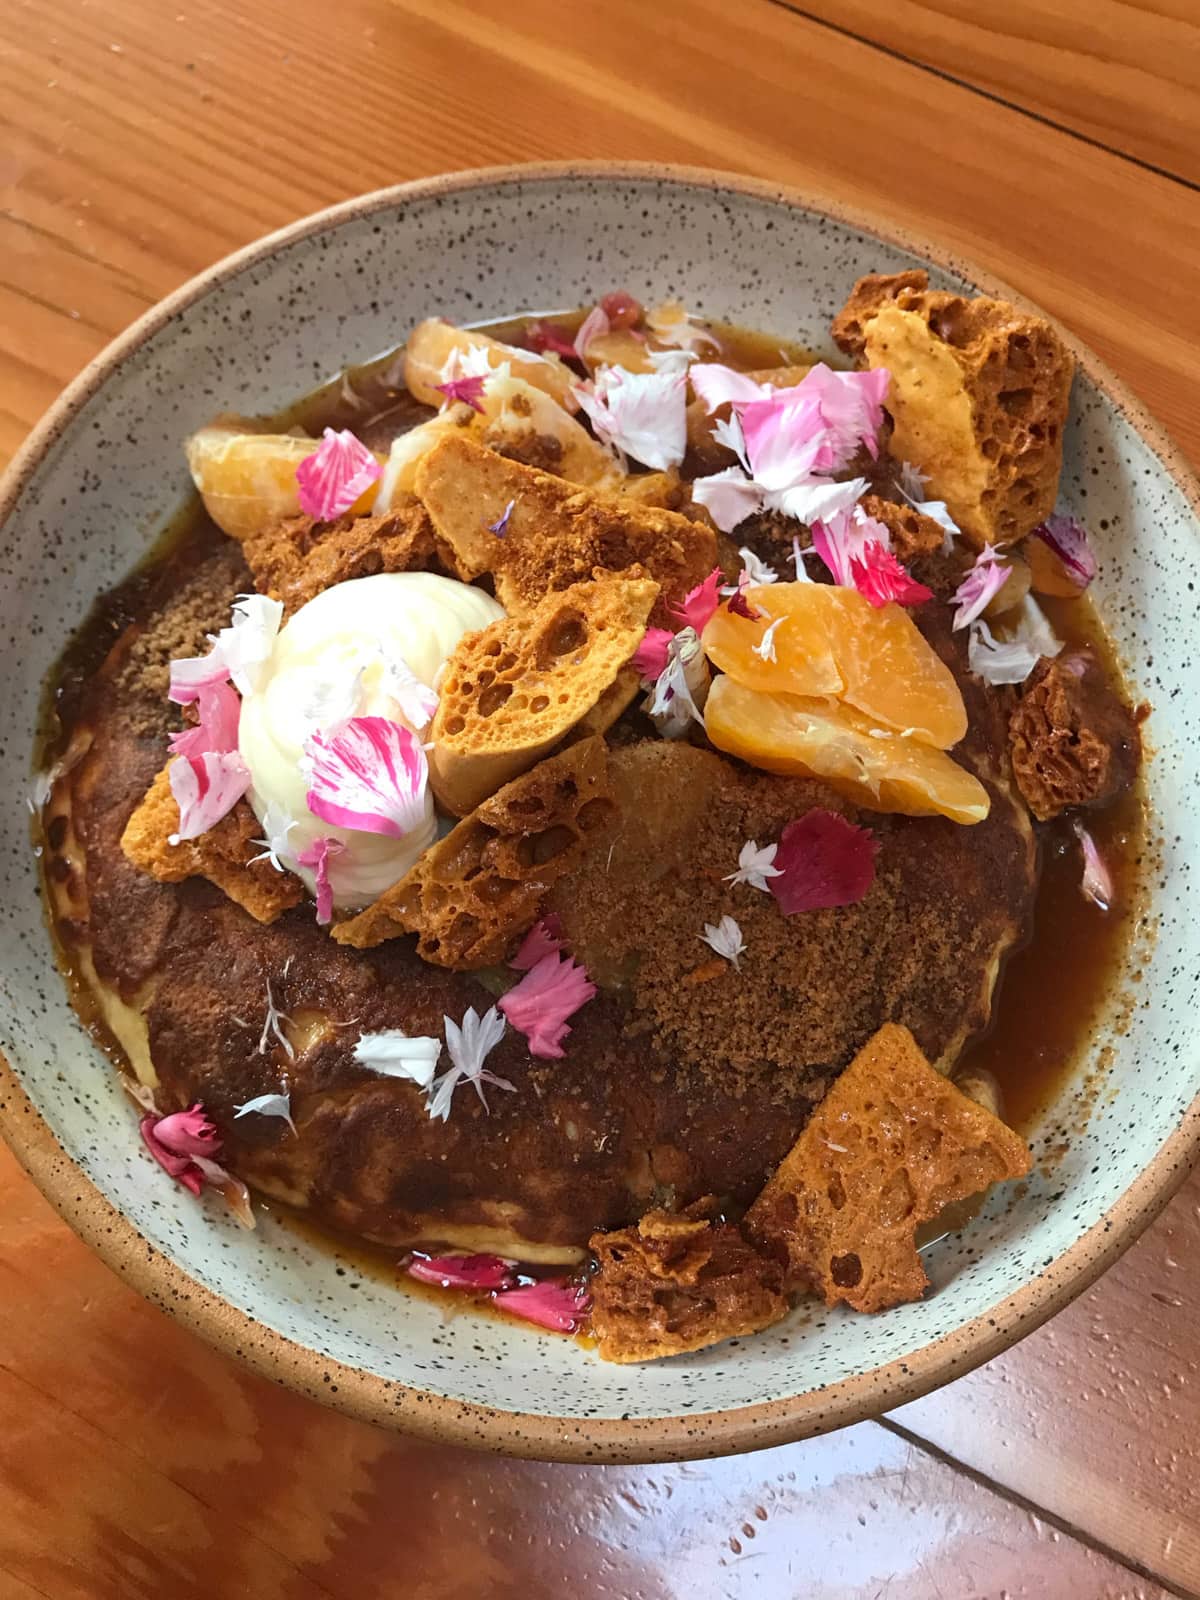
[
  {"xmin": 185, "ymin": 426, "xmax": 381, "ymax": 542},
  {"xmin": 404, "ymin": 318, "xmax": 578, "ymax": 412},
  {"xmin": 701, "ymin": 584, "xmax": 845, "ymax": 698},
  {"xmin": 704, "ymin": 676, "xmax": 990, "ymax": 825},
  {"xmin": 702, "ymin": 583, "xmax": 967, "ymax": 749}
]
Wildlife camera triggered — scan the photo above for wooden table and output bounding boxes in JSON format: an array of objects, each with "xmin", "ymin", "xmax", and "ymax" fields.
[{"xmin": 2, "ymin": 2, "xmax": 1198, "ymax": 1594}]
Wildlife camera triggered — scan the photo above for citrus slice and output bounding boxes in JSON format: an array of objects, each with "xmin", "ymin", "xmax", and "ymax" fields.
[
  {"xmin": 404, "ymin": 318, "xmax": 578, "ymax": 412},
  {"xmin": 185, "ymin": 426, "xmax": 382, "ymax": 543},
  {"xmin": 701, "ymin": 583, "xmax": 966, "ymax": 748},
  {"xmin": 704, "ymin": 676, "xmax": 990, "ymax": 825}
]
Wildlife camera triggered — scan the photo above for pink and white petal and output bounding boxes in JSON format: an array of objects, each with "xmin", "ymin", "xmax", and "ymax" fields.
[
  {"xmin": 168, "ymin": 751, "xmax": 251, "ymax": 842},
  {"xmin": 295, "ymin": 428, "xmax": 381, "ymax": 521},
  {"xmin": 305, "ymin": 715, "xmax": 429, "ymax": 838}
]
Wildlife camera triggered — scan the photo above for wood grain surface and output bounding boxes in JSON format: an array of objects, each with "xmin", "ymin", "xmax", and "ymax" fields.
[
  {"xmin": 793, "ymin": 1, "xmax": 1200, "ymax": 187},
  {"xmin": 2, "ymin": 1, "xmax": 1198, "ymax": 1596}
]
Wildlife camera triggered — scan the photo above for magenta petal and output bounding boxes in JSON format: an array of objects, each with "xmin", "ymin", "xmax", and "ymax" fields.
[
  {"xmin": 1033, "ymin": 514, "xmax": 1097, "ymax": 587},
  {"xmin": 296, "ymin": 835, "xmax": 346, "ymax": 924},
  {"xmin": 168, "ymin": 751, "xmax": 251, "ymax": 841},
  {"xmin": 510, "ymin": 915, "xmax": 565, "ymax": 972},
  {"xmin": 631, "ymin": 626, "xmax": 675, "ymax": 684},
  {"xmin": 574, "ymin": 304, "xmax": 611, "ymax": 360},
  {"xmin": 951, "ymin": 548, "xmax": 1010, "ymax": 630},
  {"xmin": 493, "ymin": 1279, "xmax": 591, "ymax": 1332},
  {"xmin": 169, "ymin": 679, "xmax": 241, "ymax": 760},
  {"xmin": 671, "ymin": 568, "xmax": 723, "ymax": 633},
  {"xmin": 769, "ymin": 810, "xmax": 879, "ymax": 914},
  {"xmin": 436, "ymin": 373, "xmax": 488, "ymax": 413},
  {"xmin": 524, "ymin": 319, "xmax": 580, "ymax": 360},
  {"xmin": 498, "ymin": 952, "xmax": 596, "ymax": 1058},
  {"xmin": 305, "ymin": 715, "xmax": 428, "ymax": 839},
  {"xmin": 849, "ymin": 543, "xmax": 933, "ymax": 608},
  {"xmin": 1073, "ymin": 818, "xmax": 1113, "ymax": 911},
  {"xmin": 408, "ymin": 1253, "xmax": 517, "ymax": 1291},
  {"xmin": 153, "ymin": 1103, "xmax": 222, "ymax": 1158},
  {"xmin": 295, "ymin": 427, "xmax": 381, "ymax": 521}
]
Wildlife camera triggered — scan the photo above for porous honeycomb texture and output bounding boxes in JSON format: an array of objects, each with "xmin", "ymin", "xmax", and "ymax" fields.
[
  {"xmin": 332, "ymin": 736, "xmax": 615, "ymax": 967},
  {"xmin": 744, "ymin": 1022, "xmax": 1031, "ymax": 1313}
]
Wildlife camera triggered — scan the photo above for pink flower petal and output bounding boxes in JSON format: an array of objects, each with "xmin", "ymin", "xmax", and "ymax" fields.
[
  {"xmin": 599, "ymin": 290, "xmax": 644, "ymax": 328},
  {"xmin": 690, "ymin": 363, "xmax": 772, "ymax": 412},
  {"xmin": 493, "ymin": 1278, "xmax": 591, "ymax": 1332},
  {"xmin": 305, "ymin": 715, "xmax": 428, "ymax": 839},
  {"xmin": 951, "ymin": 547, "xmax": 1010, "ymax": 630},
  {"xmin": 408, "ymin": 1253, "xmax": 517, "ymax": 1292},
  {"xmin": 295, "ymin": 427, "xmax": 381, "ymax": 521},
  {"xmin": 849, "ymin": 543, "xmax": 933, "ymax": 608},
  {"xmin": 725, "ymin": 572, "xmax": 762, "ymax": 621},
  {"xmin": 498, "ymin": 952, "xmax": 597, "ymax": 1059},
  {"xmin": 169, "ymin": 649, "xmax": 230, "ymax": 702},
  {"xmin": 1032, "ymin": 513, "xmax": 1097, "ymax": 588},
  {"xmin": 140, "ymin": 1103, "xmax": 222, "ymax": 1197},
  {"xmin": 688, "ymin": 465, "xmax": 766, "ymax": 533},
  {"xmin": 523, "ymin": 319, "xmax": 580, "ymax": 360},
  {"xmin": 168, "ymin": 750, "xmax": 251, "ymax": 842},
  {"xmin": 1072, "ymin": 818, "xmax": 1113, "ymax": 911},
  {"xmin": 169, "ymin": 679, "xmax": 241, "ymax": 759},
  {"xmin": 573, "ymin": 361, "xmax": 688, "ymax": 471},
  {"xmin": 436, "ymin": 373, "xmax": 487, "ymax": 413},
  {"xmin": 574, "ymin": 304, "xmax": 611, "ymax": 361},
  {"xmin": 297, "ymin": 834, "xmax": 345, "ymax": 924},
  {"xmin": 671, "ymin": 567, "xmax": 723, "ymax": 633},
  {"xmin": 510, "ymin": 915, "xmax": 565, "ymax": 972},
  {"xmin": 769, "ymin": 810, "xmax": 879, "ymax": 914},
  {"xmin": 631, "ymin": 626, "xmax": 675, "ymax": 684}
]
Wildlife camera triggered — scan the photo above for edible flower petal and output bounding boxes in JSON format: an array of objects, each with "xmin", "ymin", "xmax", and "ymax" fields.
[
  {"xmin": 689, "ymin": 465, "xmax": 766, "ymax": 531},
  {"xmin": 510, "ymin": 915, "xmax": 565, "ymax": 971},
  {"xmin": 296, "ymin": 834, "xmax": 345, "ymax": 924},
  {"xmin": 234, "ymin": 1092, "xmax": 297, "ymax": 1135},
  {"xmin": 897, "ymin": 460, "xmax": 929, "ymax": 501},
  {"xmin": 968, "ymin": 596, "xmax": 1063, "ymax": 686},
  {"xmin": 493, "ymin": 1278, "xmax": 591, "ymax": 1332},
  {"xmin": 772, "ymin": 475, "xmax": 869, "ymax": 528},
  {"xmin": 169, "ymin": 650, "xmax": 231, "ymax": 703},
  {"xmin": 169, "ymin": 678, "xmax": 241, "ymax": 760},
  {"xmin": 643, "ymin": 626, "xmax": 709, "ymax": 738},
  {"xmin": 951, "ymin": 547, "xmax": 1010, "ymax": 630},
  {"xmin": 524, "ymin": 319, "xmax": 580, "ymax": 360},
  {"xmin": 353, "ymin": 1027, "xmax": 443, "ymax": 1089},
  {"xmin": 382, "ymin": 651, "xmax": 439, "ymax": 730},
  {"xmin": 690, "ymin": 363, "xmax": 773, "ymax": 412},
  {"xmin": 305, "ymin": 715, "xmax": 428, "ymax": 838},
  {"xmin": 753, "ymin": 616, "xmax": 784, "ymax": 662},
  {"xmin": 725, "ymin": 839, "xmax": 781, "ymax": 893},
  {"xmin": 250, "ymin": 801, "xmax": 298, "ymax": 872},
  {"xmin": 790, "ymin": 535, "xmax": 816, "ymax": 582},
  {"xmin": 140, "ymin": 1103, "xmax": 222, "ymax": 1197},
  {"xmin": 631, "ymin": 626, "xmax": 675, "ymax": 684},
  {"xmin": 700, "ymin": 914, "xmax": 746, "ymax": 969},
  {"xmin": 498, "ymin": 952, "xmax": 597, "ymax": 1059},
  {"xmin": 486, "ymin": 498, "xmax": 515, "ymax": 536},
  {"xmin": 213, "ymin": 593, "xmax": 283, "ymax": 696},
  {"xmin": 672, "ymin": 567, "xmax": 723, "ymax": 633},
  {"xmin": 809, "ymin": 508, "xmax": 878, "ymax": 587},
  {"xmin": 769, "ymin": 810, "xmax": 879, "ymax": 914},
  {"xmin": 427, "ymin": 1005, "xmax": 514, "ymax": 1123},
  {"xmin": 735, "ymin": 547, "xmax": 778, "ymax": 587},
  {"xmin": 573, "ymin": 361, "xmax": 688, "ymax": 471},
  {"xmin": 295, "ymin": 427, "xmax": 381, "ymax": 521},
  {"xmin": 436, "ymin": 372, "xmax": 488, "ymax": 412},
  {"xmin": 1032, "ymin": 513, "xmax": 1097, "ymax": 588},
  {"xmin": 848, "ymin": 543, "xmax": 934, "ymax": 609},
  {"xmin": 1073, "ymin": 818, "xmax": 1113, "ymax": 911},
  {"xmin": 725, "ymin": 573, "xmax": 761, "ymax": 620},
  {"xmin": 574, "ymin": 304, "xmax": 611, "ymax": 361},
  {"xmin": 645, "ymin": 299, "xmax": 719, "ymax": 354},
  {"xmin": 248, "ymin": 975, "xmax": 296, "ymax": 1060},
  {"xmin": 408, "ymin": 1253, "xmax": 517, "ymax": 1292},
  {"xmin": 168, "ymin": 750, "xmax": 251, "ymax": 842}
]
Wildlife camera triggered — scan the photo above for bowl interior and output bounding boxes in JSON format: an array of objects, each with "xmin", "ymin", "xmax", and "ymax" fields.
[{"xmin": 1, "ymin": 170, "xmax": 1197, "ymax": 1443}]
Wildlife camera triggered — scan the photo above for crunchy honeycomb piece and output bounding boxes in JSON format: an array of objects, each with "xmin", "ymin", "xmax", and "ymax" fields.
[
  {"xmin": 1008, "ymin": 654, "xmax": 1140, "ymax": 821},
  {"xmin": 414, "ymin": 435, "xmax": 717, "ymax": 626},
  {"xmin": 567, "ymin": 667, "xmax": 640, "ymax": 742},
  {"xmin": 858, "ymin": 492, "xmax": 965, "ymax": 601},
  {"xmin": 588, "ymin": 1198, "xmax": 789, "ymax": 1363},
  {"xmin": 745, "ymin": 1023, "xmax": 1031, "ymax": 1313},
  {"xmin": 120, "ymin": 764, "xmax": 303, "ymax": 923},
  {"xmin": 832, "ymin": 270, "xmax": 1074, "ymax": 549},
  {"xmin": 333, "ymin": 737, "xmax": 616, "ymax": 967},
  {"xmin": 428, "ymin": 571, "xmax": 658, "ymax": 815},
  {"xmin": 241, "ymin": 498, "xmax": 440, "ymax": 617}
]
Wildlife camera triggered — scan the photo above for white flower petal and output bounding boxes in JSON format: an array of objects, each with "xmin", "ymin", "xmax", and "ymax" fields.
[
  {"xmin": 234, "ymin": 1092, "xmax": 297, "ymax": 1135},
  {"xmin": 353, "ymin": 1028, "xmax": 443, "ymax": 1090}
]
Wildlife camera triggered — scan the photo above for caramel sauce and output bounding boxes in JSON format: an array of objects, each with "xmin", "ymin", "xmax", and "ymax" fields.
[{"xmin": 34, "ymin": 305, "xmax": 1149, "ymax": 1319}]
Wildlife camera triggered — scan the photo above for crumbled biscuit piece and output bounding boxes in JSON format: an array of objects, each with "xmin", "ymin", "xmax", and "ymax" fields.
[
  {"xmin": 241, "ymin": 498, "xmax": 440, "ymax": 616},
  {"xmin": 1008, "ymin": 654, "xmax": 1140, "ymax": 821},
  {"xmin": 120, "ymin": 764, "xmax": 303, "ymax": 923},
  {"xmin": 857, "ymin": 492, "xmax": 971, "ymax": 601},
  {"xmin": 414, "ymin": 435, "xmax": 717, "ymax": 626},
  {"xmin": 333, "ymin": 737, "xmax": 616, "ymax": 967},
  {"xmin": 429, "ymin": 571, "xmax": 658, "ymax": 815},
  {"xmin": 744, "ymin": 1023, "xmax": 1031, "ymax": 1313},
  {"xmin": 832, "ymin": 271, "xmax": 1073, "ymax": 549},
  {"xmin": 588, "ymin": 1197, "xmax": 789, "ymax": 1363}
]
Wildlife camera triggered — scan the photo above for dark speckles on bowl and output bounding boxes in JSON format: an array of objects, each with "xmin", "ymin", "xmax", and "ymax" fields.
[{"xmin": 1, "ymin": 163, "xmax": 1199, "ymax": 1463}]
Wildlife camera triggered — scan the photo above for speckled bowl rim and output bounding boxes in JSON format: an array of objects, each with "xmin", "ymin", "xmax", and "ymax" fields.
[{"xmin": 2, "ymin": 160, "xmax": 1198, "ymax": 1464}]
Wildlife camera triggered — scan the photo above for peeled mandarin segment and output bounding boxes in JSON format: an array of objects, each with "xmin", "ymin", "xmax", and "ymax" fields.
[
  {"xmin": 704, "ymin": 676, "xmax": 990, "ymax": 825},
  {"xmin": 404, "ymin": 318, "xmax": 578, "ymax": 412},
  {"xmin": 185, "ymin": 427, "xmax": 380, "ymax": 542},
  {"xmin": 830, "ymin": 589, "xmax": 968, "ymax": 749},
  {"xmin": 701, "ymin": 583, "xmax": 844, "ymax": 698}
]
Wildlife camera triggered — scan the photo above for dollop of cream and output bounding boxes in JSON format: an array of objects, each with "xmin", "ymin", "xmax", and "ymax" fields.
[{"xmin": 238, "ymin": 572, "xmax": 503, "ymax": 908}]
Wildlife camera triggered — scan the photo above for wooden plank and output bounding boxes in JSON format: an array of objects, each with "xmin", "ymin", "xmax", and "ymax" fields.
[
  {"xmin": 1, "ymin": 0, "xmax": 1200, "ymax": 470},
  {"xmin": 792, "ymin": 0, "xmax": 1200, "ymax": 187},
  {"xmin": 0, "ymin": 1143, "xmax": 1172, "ymax": 1600},
  {"xmin": 892, "ymin": 1160, "xmax": 1200, "ymax": 1594}
]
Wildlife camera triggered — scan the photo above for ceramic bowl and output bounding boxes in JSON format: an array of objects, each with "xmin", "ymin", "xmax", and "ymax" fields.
[{"xmin": 1, "ymin": 163, "xmax": 1197, "ymax": 1464}]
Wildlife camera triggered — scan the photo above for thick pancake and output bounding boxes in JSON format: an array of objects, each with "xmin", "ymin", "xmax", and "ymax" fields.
[{"xmin": 47, "ymin": 550, "xmax": 1036, "ymax": 1263}]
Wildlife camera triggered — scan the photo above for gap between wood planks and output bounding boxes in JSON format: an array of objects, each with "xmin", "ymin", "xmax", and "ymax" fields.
[{"xmin": 767, "ymin": 0, "xmax": 1200, "ymax": 197}]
